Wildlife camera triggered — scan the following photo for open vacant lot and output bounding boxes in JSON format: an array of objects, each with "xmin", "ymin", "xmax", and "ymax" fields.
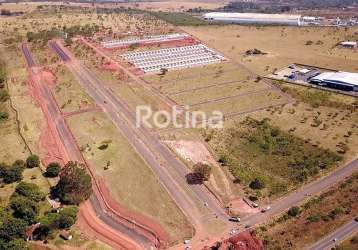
[
  {"xmin": 67, "ymin": 111, "xmax": 193, "ymax": 244},
  {"xmin": 182, "ymin": 25, "xmax": 358, "ymax": 75},
  {"xmin": 204, "ymin": 118, "xmax": 342, "ymax": 201},
  {"xmin": 144, "ymin": 62, "xmax": 289, "ymax": 118}
]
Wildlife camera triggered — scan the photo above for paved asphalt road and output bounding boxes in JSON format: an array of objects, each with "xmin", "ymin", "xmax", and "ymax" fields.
[
  {"xmin": 49, "ymin": 41, "xmax": 229, "ymax": 227},
  {"xmin": 308, "ymin": 219, "xmax": 358, "ymax": 250},
  {"xmin": 241, "ymin": 158, "xmax": 358, "ymax": 227},
  {"xmin": 23, "ymin": 43, "xmax": 154, "ymax": 249},
  {"xmin": 49, "ymin": 40, "xmax": 358, "ymax": 249}
]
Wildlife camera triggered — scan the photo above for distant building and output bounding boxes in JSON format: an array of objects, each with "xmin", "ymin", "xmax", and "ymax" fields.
[
  {"xmin": 340, "ymin": 41, "xmax": 357, "ymax": 48},
  {"xmin": 203, "ymin": 12, "xmax": 303, "ymax": 26},
  {"xmin": 310, "ymin": 71, "xmax": 358, "ymax": 92}
]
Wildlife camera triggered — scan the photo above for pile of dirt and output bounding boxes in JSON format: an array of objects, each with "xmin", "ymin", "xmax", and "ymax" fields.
[{"xmin": 204, "ymin": 231, "xmax": 263, "ymax": 250}]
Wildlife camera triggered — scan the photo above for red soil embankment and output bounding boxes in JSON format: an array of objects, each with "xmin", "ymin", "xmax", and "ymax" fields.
[
  {"xmin": 204, "ymin": 231, "xmax": 264, "ymax": 250},
  {"xmin": 97, "ymin": 178, "xmax": 170, "ymax": 244}
]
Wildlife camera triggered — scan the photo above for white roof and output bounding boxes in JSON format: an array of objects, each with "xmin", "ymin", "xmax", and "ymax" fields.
[
  {"xmin": 204, "ymin": 12, "xmax": 301, "ymax": 20},
  {"xmin": 311, "ymin": 71, "xmax": 358, "ymax": 86},
  {"xmin": 299, "ymin": 69, "xmax": 310, "ymax": 74},
  {"xmin": 340, "ymin": 41, "xmax": 357, "ymax": 46}
]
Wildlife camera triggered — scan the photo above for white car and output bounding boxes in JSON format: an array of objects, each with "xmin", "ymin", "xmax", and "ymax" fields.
[{"xmin": 261, "ymin": 206, "xmax": 271, "ymax": 213}]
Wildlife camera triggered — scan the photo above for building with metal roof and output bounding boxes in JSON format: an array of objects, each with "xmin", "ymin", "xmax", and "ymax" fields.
[
  {"xmin": 203, "ymin": 12, "xmax": 303, "ymax": 26},
  {"xmin": 310, "ymin": 71, "xmax": 358, "ymax": 92}
]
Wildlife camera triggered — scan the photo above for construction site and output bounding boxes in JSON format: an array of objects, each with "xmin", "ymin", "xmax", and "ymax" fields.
[{"xmin": 1, "ymin": 3, "xmax": 358, "ymax": 250}]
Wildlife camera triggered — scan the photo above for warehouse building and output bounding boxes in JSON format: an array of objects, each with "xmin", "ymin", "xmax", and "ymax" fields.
[
  {"xmin": 203, "ymin": 12, "xmax": 303, "ymax": 26},
  {"xmin": 309, "ymin": 71, "xmax": 358, "ymax": 92}
]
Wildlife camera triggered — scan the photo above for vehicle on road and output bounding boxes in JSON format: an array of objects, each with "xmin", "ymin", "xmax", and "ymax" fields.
[
  {"xmin": 229, "ymin": 216, "xmax": 241, "ymax": 222},
  {"xmin": 230, "ymin": 229, "xmax": 238, "ymax": 235},
  {"xmin": 261, "ymin": 206, "xmax": 271, "ymax": 213}
]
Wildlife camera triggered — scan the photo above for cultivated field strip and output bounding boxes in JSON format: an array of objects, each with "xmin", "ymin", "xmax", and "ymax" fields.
[
  {"xmin": 155, "ymin": 70, "xmax": 253, "ymax": 94},
  {"xmin": 190, "ymin": 89, "xmax": 286, "ymax": 116},
  {"xmin": 171, "ymin": 81, "xmax": 269, "ymax": 106},
  {"xmin": 144, "ymin": 62, "xmax": 238, "ymax": 84}
]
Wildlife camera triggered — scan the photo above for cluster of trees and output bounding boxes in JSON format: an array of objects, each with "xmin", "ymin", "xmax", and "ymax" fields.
[
  {"xmin": 0, "ymin": 155, "xmax": 41, "ymax": 184},
  {"xmin": 0, "ymin": 156, "xmax": 92, "ymax": 248},
  {"xmin": 35, "ymin": 206, "xmax": 78, "ymax": 240},
  {"xmin": 0, "ymin": 181, "xmax": 45, "ymax": 249},
  {"xmin": 26, "ymin": 24, "xmax": 99, "ymax": 46}
]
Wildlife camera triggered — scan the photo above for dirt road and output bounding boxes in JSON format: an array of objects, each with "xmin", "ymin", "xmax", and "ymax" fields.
[{"xmin": 22, "ymin": 43, "xmax": 158, "ymax": 250}]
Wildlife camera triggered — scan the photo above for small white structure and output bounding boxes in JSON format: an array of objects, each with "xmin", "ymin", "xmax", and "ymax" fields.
[
  {"xmin": 310, "ymin": 71, "xmax": 358, "ymax": 91},
  {"xmin": 340, "ymin": 41, "xmax": 357, "ymax": 48},
  {"xmin": 121, "ymin": 44, "xmax": 226, "ymax": 73},
  {"xmin": 203, "ymin": 12, "xmax": 303, "ymax": 26},
  {"xmin": 299, "ymin": 68, "xmax": 310, "ymax": 74}
]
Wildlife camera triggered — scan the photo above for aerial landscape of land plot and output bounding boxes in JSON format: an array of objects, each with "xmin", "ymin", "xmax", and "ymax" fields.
[{"xmin": 0, "ymin": 1, "xmax": 357, "ymax": 250}]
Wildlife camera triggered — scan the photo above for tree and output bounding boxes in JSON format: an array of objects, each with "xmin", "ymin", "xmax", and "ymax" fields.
[
  {"xmin": 2, "ymin": 161, "xmax": 25, "ymax": 184},
  {"xmin": 9, "ymin": 195, "xmax": 38, "ymax": 225},
  {"xmin": 15, "ymin": 182, "xmax": 45, "ymax": 202},
  {"xmin": 249, "ymin": 178, "xmax": 266, "ymax": 190},
  {"xmin": 32, "ymin": 225, "xmax": 51, "ymax": 241},
  {"xmin": 0, "ymin": 238, "xmax": 29, "ymax": 250},
  {"xmin": 26, "ymin": 155, "xmax": 40, "ymax": 168},
  {"xmin": 44, "ymin": 162, "xmax": 61, "ymax": 178},
  {"xmin": 51, "ymin": 161, "xmax": 92, "ymax": 205},
  {"xmin": 288, "ymin": 206, "xmax": 300, "ymax": 217},
  {"xmin": 193, "ymin": 163, "xmax": 212, "ymax": 182},
  {"xmin": 58, "ymin": 206, "xmax": 78, "ymax": 229},
  {"xmin": 0, "ymin": 216, "xmax": 27, "ymax": 240}
]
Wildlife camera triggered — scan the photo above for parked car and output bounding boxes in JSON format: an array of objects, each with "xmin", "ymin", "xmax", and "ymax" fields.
[
  {"xmin": 229, "ymin": 216, "xmax": 241, "ymax": 222},
  {"xmin": 261, "ymin": 206, "xmax": 271, "ymax": 213}
]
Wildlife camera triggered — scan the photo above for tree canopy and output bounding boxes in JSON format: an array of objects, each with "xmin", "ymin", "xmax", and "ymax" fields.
[{"xmin": 51, "ymin": 161, "xmax": 92, "ymax": 205}]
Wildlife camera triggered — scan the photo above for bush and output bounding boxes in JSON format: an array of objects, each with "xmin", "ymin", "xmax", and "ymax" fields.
[
  {"xmin": 26, "ymin": 155, "xmax": 40, "ymax": 168},
  {"xmin": 2, "ymin": 161, "xmax": 25, "ymax": 184},
  {"xmin": 9, "ymin": 195, "xmax": 39, "ymax": 224},
  {"xmin": 249, "ymin": 178, "xmax": 266, "ymax": 190},
  {"xmin": 15, "ymin": 182, "xmax": 45, "ymax": 202},
  {"xmin": 193, "ymin": 163, "xmax": 212, "ymax": 182},
  {"xmin": 44, "ymin": 162, "xmax": 61, "ymax": 177},
  {"xmin": 288, "ymin": 206, "xmax": 300, "ymax": 217},
  {"xmin": 0, "ymin": 111, "xmax": 8, "ymax": 121},
  {"xmin": 0, "ymin": 238, "xmax": 29, "ymax": 250},
  {"xmin": 51, "ymin": 161, "xmax": 92, "ymax": 205},
  {"xmin": 0, "ymin": 216, "xmax": 27, "ymax": 240},
  {"xmin": 0, "ymin": 89, "xmax": 9, "ymax": 102}
]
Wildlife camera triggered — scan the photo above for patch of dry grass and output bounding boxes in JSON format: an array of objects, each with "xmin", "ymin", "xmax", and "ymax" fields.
[{"xmin": 67, "ymin": 111, "xmax": 193, "ymax": 244}]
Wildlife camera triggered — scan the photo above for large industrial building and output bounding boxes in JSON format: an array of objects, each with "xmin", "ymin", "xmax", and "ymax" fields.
[
  {"xmin": 310, "ymin": 71, "xmax": 358, "ymax": 92},
  {"xmin": 203, "ymin": 12, "xmax": 303, "ymax": 26}
]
